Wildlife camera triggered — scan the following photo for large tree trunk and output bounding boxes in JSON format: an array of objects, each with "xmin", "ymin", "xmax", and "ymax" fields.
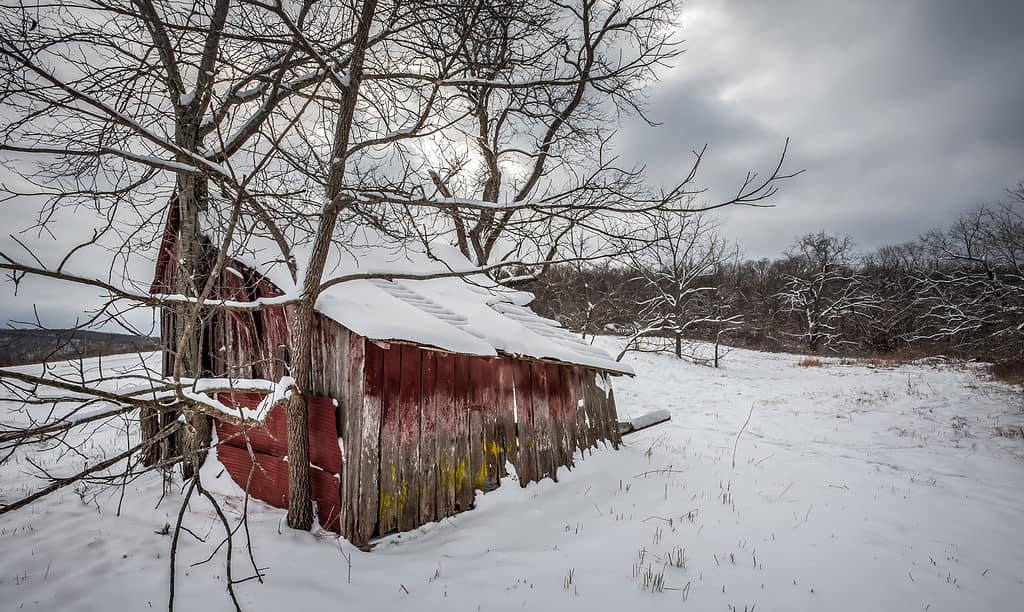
[
  {"xmin": 175, "ymin": 174, "xmax": 214, "ymax": 479},
  {"xmin": 283, "ymin": 0, "xmax": 379, "ymax": 531},
  {"xmin": 285, "ymin": 302, "xmax": 315, "ymax": 530}
]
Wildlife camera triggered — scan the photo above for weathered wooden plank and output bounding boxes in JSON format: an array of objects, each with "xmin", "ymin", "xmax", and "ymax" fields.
[
  {"xmin": 545, "ymin": 363, "xmax": 572, "ymax": 470},
  {"xmin": 418, "ymin": 349, "xmax": 438, "ymax": 525},
  {"xmin": 529, "ymin": 363, "xmax": 556, "ymax": 482},
  {"xmin": 582, "ymin": 369, "xmax": 608, "ymax": 446},
  {"xmin": 339, "ymin": 332, "xmax": 362, "ymax": 540},
  {"xmin": 593, "ymin": 371, "xmax": 615, "ymax": 448},
  {"xmin": 356, "ymin": 337, "xmax": 381, "ymax": 546},
  {"xmin": 562, "ymin": 366, "xmax": 583, "ymax": 456},
  {"xmin": 397, "ymin": 344, "xmax": 422, "ymax": 532},
  {"xmin": 468, "ymin": 408, "xmax": 485, "ymax": 494},
  {"xmin": 495, "ymin": 359, "xmax": 517, "ymax": 477},
  {"xmin": 377, "ymin": 343, "xmax": 402, "ymax": 535},
  {"xmin": 472, "ymin": 358, "xmax": 500, "ymax": 491},
  {"xmin": 558, "ymin": 365, "xmax": 579, "ymax": 466},
  {"xmin": 568, "ymin": 367, "xmax": 593, "ymax": 455},
  {"xmin": 453, "ymin": 354, "xmax": 474, "ymax": 510},
  {"xmin": 467, "ymin": 358, "xmax": 485, "ymax": 493},
  {"xmin": 604, "ymin": 373, "xmax": 622, "ymax": 449},
  {"xmin": 511, "ymin": 360, "xmax": 537, "ymax": 486},
  {"xmin": 434, "ymin": 352, "xmax": 457, "ymax": 519}
]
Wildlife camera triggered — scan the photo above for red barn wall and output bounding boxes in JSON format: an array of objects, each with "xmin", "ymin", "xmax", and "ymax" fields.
[{"xmin": 341, "ymin": 337, "xmax": 622, "ymax": 547}]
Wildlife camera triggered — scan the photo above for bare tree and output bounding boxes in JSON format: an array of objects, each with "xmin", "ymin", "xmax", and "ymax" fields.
[
  {"xmin": 347, "ymin": 0, "xmax": 799, "ymax": 285},
  {"xmin": 777, "ymin": 232, "xmax": 877, "ymax": 353},
  {"xmin": 913, "ymin": 201, "xmax": 1024, "ymax": 357},
  {"xmin": 614, "ymin": 210, "xmax": 740, "ymax": 361}
]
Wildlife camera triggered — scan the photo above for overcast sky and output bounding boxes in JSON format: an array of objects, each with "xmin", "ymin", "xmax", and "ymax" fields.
[
  {"xmin": 616, "ymin": 0, "xmax": 1024, "ymax": 257},
  {"xmin": 3, "ymin": 0, "xmax": 1023, "ymax": 329}
]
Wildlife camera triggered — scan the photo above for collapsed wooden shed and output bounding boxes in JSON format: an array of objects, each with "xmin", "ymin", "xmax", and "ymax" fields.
[{"xmin": 151, "ymin": 208, "xmax": 631, "ymax": 547}]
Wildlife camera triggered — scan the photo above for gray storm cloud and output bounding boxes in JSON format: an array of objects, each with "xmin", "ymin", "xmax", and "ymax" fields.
[{"xmin": 615, "ymin": 0, "xmax": 1024, "ymax": 257}]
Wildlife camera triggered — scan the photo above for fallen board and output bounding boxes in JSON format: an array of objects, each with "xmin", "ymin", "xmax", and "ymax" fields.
[{"xmin": 618, "ymin": 409, "xmax": 672, "ymax": 435}]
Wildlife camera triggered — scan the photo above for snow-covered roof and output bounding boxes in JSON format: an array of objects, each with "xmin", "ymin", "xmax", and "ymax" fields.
[{"xmin": 205, "ymin": 216, "xmax": 632, "ymax": 376}]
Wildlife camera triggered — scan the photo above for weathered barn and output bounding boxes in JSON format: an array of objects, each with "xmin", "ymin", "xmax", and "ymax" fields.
[{"xmin": 150, "ymin": 207, "xmax": 631, "ymax": 547}]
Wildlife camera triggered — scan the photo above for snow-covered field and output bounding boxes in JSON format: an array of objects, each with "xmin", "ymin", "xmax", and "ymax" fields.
[{"xmin": 2, "ymin": 342, "xmax": 1023, "ymax": 611}]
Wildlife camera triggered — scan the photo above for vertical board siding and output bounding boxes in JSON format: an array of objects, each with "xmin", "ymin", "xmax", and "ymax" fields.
[
  {"xmin": 434, "ymin": 352, "xmax": 457, "ymax": 518},
  {"xmin": 356, "ymin": 339, "xmax": 383, "ymax": 546},
  {"xmin": 397, "ymin": 344, "xmax": 422, "ymax": 532},
  {"xmin": 419, "ymin": 351, "xmax": 438, "ymax": 525},
  {"xmin": 377, "ymin": 344, "xmax": 402, "ymax": 535},
  {"xmin": 529, "ymin": 363, "xmax": 556, "ymax": 482},
  {"xmin": 605, "ymin": 373, "xmax": 623, "ymax": 449},
  {"xmin": 511, "ymin": 361, "xmax": 538, "ymax": 486},
  {"xmin": 495, "ymin": 360, "xmax": 517, "ymax": 477},
  {"xmin": 453, "ymin": 354, "xmax": 474, "ymax": 511}
]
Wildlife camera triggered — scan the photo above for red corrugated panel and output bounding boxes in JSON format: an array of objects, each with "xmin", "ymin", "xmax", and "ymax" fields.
[
  {"xmin": 216, "ymin": 445, "xmax": 288, "ymax": 508},
  {"xmin": 215, "ymin": 444, "xmax": 341, "ymax": 533},
  {"xmin": 311, "ymin": 467, "xmax": 341, "ymax": 533},
  {"xmin": 307, "ymin": 395, "xmax": 343, "ymax": 474},
  {"xmin": 215, "ymin": 392, "xmax": 287, "ymax": 457},
  {"xmin": 216, "ymin": 392, "xmax": 342, "ymax": 474}
]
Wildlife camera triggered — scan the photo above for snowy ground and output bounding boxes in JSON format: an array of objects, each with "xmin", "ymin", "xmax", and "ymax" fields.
[{"xmin": 2, "ymin": 341, "xmax": 1023, "ymax": 611}]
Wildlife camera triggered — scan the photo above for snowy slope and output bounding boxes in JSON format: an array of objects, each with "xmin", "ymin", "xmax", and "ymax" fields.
[{"xmin": 1, "ymin": 343, "xmax": 1022, "ymax": 611}]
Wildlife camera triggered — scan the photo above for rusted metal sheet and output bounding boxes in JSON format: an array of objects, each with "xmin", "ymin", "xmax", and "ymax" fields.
[
  {"xmin": 397, "ymin": 344, "xmax": 422, "ymax": 532},
  {"xmin": 216, "ymin": 444, "xmax": 288, "ymax": 508},
  {"xmin": 214, "ymin": 393, "xmax": 340, "ymax": 474},
  {"xmin": 215, "ymin": 391, "xmax": 286, "ymax": 457},
  {"xmin": 310, "ymin": 466, "xmax": 342, "ymax": 534},
  {"xmin": 307, "ymin": 395, "xmax": 343, "ymax": 474},
  {"xmin": 215, "ymin": 444, "xmax": 341, "ymax": 533},
  {"xmin": 377, "ymin": 343, "xmax": 402, "ymax": 535}
]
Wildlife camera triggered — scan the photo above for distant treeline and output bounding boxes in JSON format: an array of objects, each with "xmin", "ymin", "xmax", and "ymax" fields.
[
  {"xmin": 528, "ymin": 198, "xmax": 1023, "ymax": 362},
  {"xmin": 0, "ymin": 329, "xmax": 159, "ymax": 367}
]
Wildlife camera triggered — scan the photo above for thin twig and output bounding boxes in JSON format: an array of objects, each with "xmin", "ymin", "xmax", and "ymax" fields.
[{"xmin": 732, "ymin": 404, "xmax": 754, "ymax": 469}]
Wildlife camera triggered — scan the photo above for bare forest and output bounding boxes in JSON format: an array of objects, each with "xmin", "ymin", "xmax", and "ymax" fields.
[{"xmin": 530, "ymin": 184, "xmax": 1024, "ymax": 365}]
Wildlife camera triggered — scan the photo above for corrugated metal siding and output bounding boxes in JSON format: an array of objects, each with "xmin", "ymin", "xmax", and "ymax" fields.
[{"xmin": 214, "ymin": 392, "xmax": 342, "ymax": 533}]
